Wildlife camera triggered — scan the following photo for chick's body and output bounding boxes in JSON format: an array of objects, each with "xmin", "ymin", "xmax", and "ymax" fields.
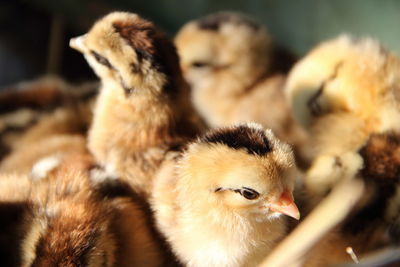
[
  {"xmin": 285, "ymin": 34, "xmax": 400, "ymax": 131},
  {"xmin": 285, "ymin": 35, "xmax": 400, "ymax": 259},
  {"xmin": 175, "ymin": 12, "xmax": 305, "ymax": 148},
  {"xmin": 0, "ymin": 76, "xmax": 96, "ymax": 162},
  {"xmin": 152, "ymin": 124, "xmax": 300, "ymax": 267},
  {"xmin": 70, "ymin": 12, "xmax": 202, "ymax": 197},
  {"xmin": 0, "ymin": 159, "xmax": 167, "ymax": 267},
  {"xmin": 284, "ymin": 35, "xmax": 400, "ymax": 190}
]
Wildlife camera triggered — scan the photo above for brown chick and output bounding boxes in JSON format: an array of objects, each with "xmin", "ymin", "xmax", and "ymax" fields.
[
  {"xmin": 0, "ymin": 76, "xmax": 97, "ymax": 160},
  {"xmin": 0, "ymin": 162, "xmax": 170, "ymax": 267},
  {"xmin": 151, "ymin": 123, "xmax": 300, "ymax": 267},
  {"xmin": 175, "ymin": 12, "xmax": 306, "ymax": 150},
  {"xmin": 70, "ymin": 11, "xmax": 203, "ymax": 197},
  {"xmin": 285, "ymin": 34, "xmax": 400, "ymax": 131}
]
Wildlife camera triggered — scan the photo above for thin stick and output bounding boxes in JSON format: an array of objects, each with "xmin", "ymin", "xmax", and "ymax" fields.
[
  {"xmin": 258, "ymin": 178, "xmax": 365, "ymax": 267},
  {"xmin": 346, "ymin": 247, "xmax": 359, "ymax": 263}
]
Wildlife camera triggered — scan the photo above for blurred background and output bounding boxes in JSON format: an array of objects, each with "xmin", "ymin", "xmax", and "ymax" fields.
[{"xmin": 1, "ymin": 0, "xmax": 400, "ymax": 87}]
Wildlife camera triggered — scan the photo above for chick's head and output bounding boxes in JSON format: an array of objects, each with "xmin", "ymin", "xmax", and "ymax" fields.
[
  {"xmin": 285, "ymin": 34, "xmax": 400, "ymax": 129},
  {"xmin": 175, "ymin": 12, "xmax": 272, "ymax": 94},
  {"xmin": 177, "ymin": 123, "xmax": 300, "ymax": 222},
  {"xmin": 70, "ymin": 12, "xmax": 182, "ymax": 97}
]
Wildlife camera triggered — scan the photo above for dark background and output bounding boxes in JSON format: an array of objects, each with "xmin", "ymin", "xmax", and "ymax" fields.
[{"xmin": 1, "ymin": 0, "xmax": 399, "ymax": 86}]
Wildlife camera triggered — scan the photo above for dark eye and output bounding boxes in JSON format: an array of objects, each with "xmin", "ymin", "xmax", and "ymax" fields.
[
  {"xmin": 237, "ymin": 187, "xmax": 260, "ymax": 200},
  {"xmin": 191, "ymin": 61, "xmax": 209, "ymax": 68},
  {"xmin": 91, "ymin": 50, "xmax": 114, "ymax": 69}
]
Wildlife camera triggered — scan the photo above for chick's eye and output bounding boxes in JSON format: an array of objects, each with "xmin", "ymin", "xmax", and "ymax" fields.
[
  {"xmin": 238, "ymin": 187, "xmax": 259, "ymax": 200},
  {"xmin": 191, "ymin": 61, "xmax": 209, "ymax": 68},
  {"xmin": 91, "ymin": 50, "xmax": 114, "ymax": 69}
]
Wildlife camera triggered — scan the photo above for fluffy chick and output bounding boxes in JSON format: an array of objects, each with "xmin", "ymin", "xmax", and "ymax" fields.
[
  {"xmin": 70, "ymin": 11, "xmax": 202, "ymax": 197},
  {"xmin": 285, "ymin": 34, "xmax": 400, "ymax": 130},
  {"xmin": 0, "ymin": 77, "xmax": 96, "ymax": 162},
  {"xmin": 175, "ymin": 12, "xmax": 305, "ymax": 148},
  {"xmin": 152, "ymin": 123, "xmax": 300, "ymax": 267},
  {"xmin": 0, "ymin": 164, "xmax": 170, "ymax": 267}
]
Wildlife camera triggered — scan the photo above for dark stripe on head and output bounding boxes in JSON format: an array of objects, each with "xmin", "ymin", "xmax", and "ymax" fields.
[
  {"xmin": 197, "ymin": 12, "xmax": 260, "ymax": 31},
  {"xmin": 201, "ymin": 125, "xmax": 272, "ymax": 156},
  {"xmin": 112, "ymin": 18, "xmax": 182, "ymax": 84}
]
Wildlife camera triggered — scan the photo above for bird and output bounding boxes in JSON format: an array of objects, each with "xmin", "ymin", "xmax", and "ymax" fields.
[
  {"xmin": 0, "ymin": 76, "xmax": 97, "ymax": 161},
  {"xmin": 0, "ymin": 156, "xmax": 172, "ymax": 267},
  {"xmin": 283, "ymin": 35, "xmax": 400, "ymax": 193},
  {"xmin": 174, "ymin": 12, "xmax": 306, "ymax": 154},
  {"xmin": 70, "ymin": 11, "xmax": 203, "ymax": 197},
  {"xmin": 281, "ymin": 36, "xmax": 400, "ymax": 263},
  {"xmin": 285, "ymin": 34, "xmax": 400, "ymax": 131},
  {"xmin": 151, "ymin": 123, "xmax": 300, "ymax": 267},
  {"xmin": 0, "ymin": 133, "xmax": 88, "ymax": 175}
]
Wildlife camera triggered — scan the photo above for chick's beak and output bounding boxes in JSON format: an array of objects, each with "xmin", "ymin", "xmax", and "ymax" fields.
[
  {"xmin": 269, "ymin": 190, "xmax": 300, "ymax": 220},
  {"xmin": 69, "ymin": 35, "xmax": 87, "ymax": 53}
]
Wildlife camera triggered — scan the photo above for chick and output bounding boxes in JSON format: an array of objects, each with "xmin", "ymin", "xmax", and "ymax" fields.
[
  {"xmin": 0, "ymin": 133, "xmax": 87, "ymax": 175},
  {"xmin": 152, "ymin": 123, "xmax": 300, "ymax": 267},
  {"xmin": 285, "ymin": 34, "xmax": 400, "ymax": 131},
  {"xmin": 0, "ymin": 76, "xmax": 96, "ymax": 161},
  {"xmin": 175, "ymin": 12, "xmax": 305, "ymax": 149},
  {"xmin": 0, "ymin": 163, "xmax": 170, "ymax": 267},
  {"xmin": 70, "ymin": 12, "xmax": 202, "ymax": 197}
]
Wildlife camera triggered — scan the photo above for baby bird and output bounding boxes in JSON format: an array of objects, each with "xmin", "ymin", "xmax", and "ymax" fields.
[
  {"xmin": 152, "ymin": 123, "xmax": 300, "ymax": 267},
  {"xmin": 175, "ymin": 12, "xmax": 305, "ymax": 149},
  {"xmin": 70, "ymin": 11, "xmax": 202, "ymax": 197},
  {"xmin": 285, "ymin": 34, "xmax": 400, "ymax": 131},
  {"xmin": 0, "ymin": 76, "xmax": 96, "ymax": 163},
  {"xmin": 286, "ymin": 36, "xmax": 400, "ymax": 192},
  {"xmin": 0, "ymin": 164, "xmax": 169, "ymax": 267}
]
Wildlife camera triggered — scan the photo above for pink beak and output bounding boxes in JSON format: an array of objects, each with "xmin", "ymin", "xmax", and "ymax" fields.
[{"xmin": 269, "ymin": 190, "xmax": 300, "ymax": 220}]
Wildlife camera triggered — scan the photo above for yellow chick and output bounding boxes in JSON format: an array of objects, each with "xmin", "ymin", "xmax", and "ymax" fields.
[
  {"xmin": 0, "ymin": 161, "xmax": 171, "ymax": 267},
  {"xmin": 175, "ymin": 12, "xmax": 306, "ymax": 149},
  {"xmin": 152, "ymin": 123, "xmax": 300, "ymax": 267},
  {"xmin": 70, "ymin": 11, "xmax": 203, "ymax": 197},
  {"xmin": 285, "ymin": 34, "xmax": 400, "ymax": 131}
]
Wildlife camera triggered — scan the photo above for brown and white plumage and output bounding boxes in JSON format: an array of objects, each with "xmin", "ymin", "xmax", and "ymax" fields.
[
  {"xmin": 0, "ymin": 160, "xmax": 169, "ymax": 267},
  {"xmin": 152, "ymin": 123, "xmax": 300, "ymax": 267},
  {"xmin": 0, "ymin": 76, "xmax": 96, "ymax": 161},
  {"xmin": 175, "ymin": 12, "xmax": 305, "ymax": 150},
  {"xmin": 70, "ymin": 11, "xmax": 203, "ymax": 197}
]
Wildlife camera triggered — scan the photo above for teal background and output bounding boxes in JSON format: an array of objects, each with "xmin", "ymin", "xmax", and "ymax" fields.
[
  {"xmin": 1, "ymin": 0, "xmax": 400, "ymax": 85},
  {"xmin": 32, "ymin": 0, "xmax": 400, "ymax": 55}
]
